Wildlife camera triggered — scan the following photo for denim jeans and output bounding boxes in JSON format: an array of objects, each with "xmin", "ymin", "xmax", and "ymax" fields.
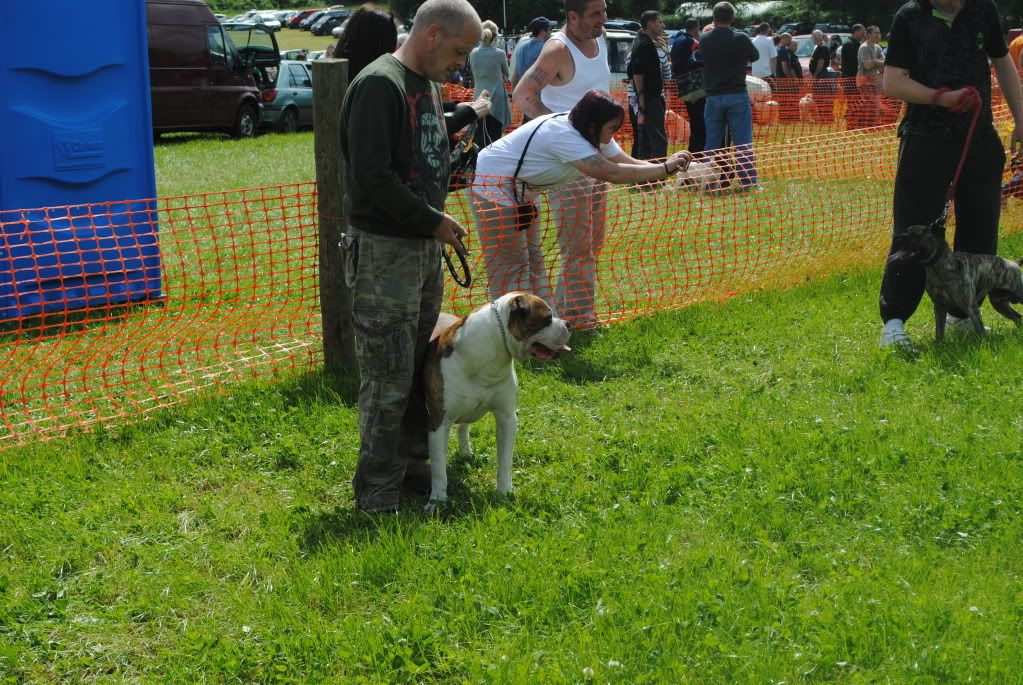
[{"xmin": 704, "ymin": 92, "xmax": 757, "ymax": 187}]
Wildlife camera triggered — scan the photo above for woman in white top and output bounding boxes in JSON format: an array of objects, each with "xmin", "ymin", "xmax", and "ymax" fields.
[{"xmin": 471, "ymin": 90, "xmax": 691, "ymax": 324}]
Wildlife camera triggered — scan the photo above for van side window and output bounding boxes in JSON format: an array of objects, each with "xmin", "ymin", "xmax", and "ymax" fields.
[{"xmin": 207, "ymin": 26, "xmax": 227, "ymax": 68}]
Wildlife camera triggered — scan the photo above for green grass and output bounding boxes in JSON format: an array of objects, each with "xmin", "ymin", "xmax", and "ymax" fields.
[
  {"xmin": 4, "ymin": 260, "xmax": 1023, "ymax": 682},
  {"xmin": 3, "ymin": 124, "xmax": 1023, "ymax": 681},
  {"xmin": 273, "ymin": 28, "xmax": 337, "ymax": 53}
]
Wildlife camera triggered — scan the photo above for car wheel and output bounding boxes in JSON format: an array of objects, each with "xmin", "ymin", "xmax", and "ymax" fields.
[
  {"xmin": 232, "ymin": 103, "xmax": 258, "ymax": 138},
  {"xmin": 278, "ymin": 107, "xmax": 299, "ymax": 133}
]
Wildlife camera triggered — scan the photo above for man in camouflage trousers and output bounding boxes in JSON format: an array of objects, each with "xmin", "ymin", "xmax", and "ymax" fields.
[{"xmin": 338, "ymin": 0, "xmax": 481, "ymax": 513}]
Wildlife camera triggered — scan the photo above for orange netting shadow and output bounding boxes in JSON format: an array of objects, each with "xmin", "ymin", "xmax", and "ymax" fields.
[{"xmin": 0, "ymin": 101, "xmax": 1018, "ymax": 446}]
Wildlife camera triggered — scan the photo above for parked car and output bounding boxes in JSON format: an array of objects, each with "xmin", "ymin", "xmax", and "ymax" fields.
[
  {"xmin": 606, "ymin": 29, "xmax": 637, "ymax": 84},
  {"xmin": 299, "ymin": 10, "xmax": 328, "ymax": 30},
  {"xmin": 791, "ymin": 34, "xmax": 849, "ymax": 72},
  {"xmin": 779, "ymin": 21, "xmax": 814, "ymax": 35},
  {"xmin": 257, "ymin": 60, "xmax": 314, "ymax": 132},
  {"xmin": 287, "ymin": 9, "xmax": 323, "ymax": 28},
  {"xmin": 311, "ymin": 8, "xmax": 351, "ymax": 35},
  {"xmin": 147, "ymin": 0, "xmax": 280, "ymax": 138},
  {"xmin": 605, "ymin": 19, "xmax": 641, "ymax": 32},
  {"xmin": 815, "ymin": 23, "xmax": 852, "ymax": 34},
  {"xmin": 227, "ymin": 10, "xmax": 281, "ymax": 29}
]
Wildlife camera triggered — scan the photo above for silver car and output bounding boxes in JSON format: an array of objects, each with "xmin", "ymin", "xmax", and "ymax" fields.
[{"xmin": 258, "ymin": 59, "xmax": 315, "ymax": 133}]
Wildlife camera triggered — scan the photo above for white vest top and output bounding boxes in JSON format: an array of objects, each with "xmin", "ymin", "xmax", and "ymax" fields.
[{"xmin": 540, "ymin": 32, "xmax": 611, "ymax": 113}]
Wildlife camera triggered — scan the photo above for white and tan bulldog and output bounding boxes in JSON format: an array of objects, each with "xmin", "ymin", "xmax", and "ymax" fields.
[{"xmin": 422, "ymin": 292, "xmax": 571, "ymax": 511}]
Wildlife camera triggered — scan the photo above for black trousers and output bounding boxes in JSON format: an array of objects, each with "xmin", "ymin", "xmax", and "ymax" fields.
[
  {"xmin": 879, "ymin": 127, "xmax": 1006, "ymax": 322},
  {"xmin": 628, "ymin": 104, "xmax": 645, "ymax": 159},
  {"xmin": 684, "ymin": 97, "xmax": 706, "ymax": 154},
  {"xmin": 640, "ymin": 95, "xmax": 668, "ymax": 160}
]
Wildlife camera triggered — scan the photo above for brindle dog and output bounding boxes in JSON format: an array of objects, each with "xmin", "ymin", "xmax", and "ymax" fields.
[{"xmin": 888, "ymin": 223, "xmax": 1023, "ymax": 341}]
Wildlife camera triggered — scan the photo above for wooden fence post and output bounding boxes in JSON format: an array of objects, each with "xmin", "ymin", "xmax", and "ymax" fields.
[{"xmin": 312, "ymin": 58, "xmax": 356, "ymax": 375}]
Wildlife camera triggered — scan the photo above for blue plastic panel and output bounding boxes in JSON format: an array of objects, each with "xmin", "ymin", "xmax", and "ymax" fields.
[{"xmin": 0, "ymin": 0, "xmax": 162, "ymax": 319}]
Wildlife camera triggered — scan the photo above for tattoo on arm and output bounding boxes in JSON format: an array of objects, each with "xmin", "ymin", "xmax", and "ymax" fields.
[
  {"xmin": 517, "ymin": 67, "xmax": 555, "ymax": 118},
  {"xmin": 572, "ymin": 154, "xmax": 614, "ymax": 179},
  {"xmin": 514, "ymin": 65, "xmax": 555, "ymax": 118},
  {"xmin": 529, "ymin": 67, "xmax": 553, "ymax": 88}
]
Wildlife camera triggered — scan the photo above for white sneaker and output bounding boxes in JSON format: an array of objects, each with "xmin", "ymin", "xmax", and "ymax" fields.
[
  {"xmin": 946, "ymin": 314, "xmax": 990, "ymax": 333},
  {"xmin": 879, "ymin": 320, "xmax": 914, "ymax": 350}
]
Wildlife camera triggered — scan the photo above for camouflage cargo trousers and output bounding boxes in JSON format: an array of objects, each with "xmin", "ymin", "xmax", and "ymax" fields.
[{"xmin": 340, "ymin": 227, "xmax": 443, "ymax": 512}]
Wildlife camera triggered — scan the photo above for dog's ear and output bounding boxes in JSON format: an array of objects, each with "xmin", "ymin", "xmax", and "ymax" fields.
[{"xmin": 512, "ymin": 294, "xmax": 528, "ymax": 313}]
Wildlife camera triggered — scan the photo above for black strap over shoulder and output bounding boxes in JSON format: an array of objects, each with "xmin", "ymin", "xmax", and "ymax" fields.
[{"xmin": 512, "ymin": 112, "xmax": 568, "ymax": 205}]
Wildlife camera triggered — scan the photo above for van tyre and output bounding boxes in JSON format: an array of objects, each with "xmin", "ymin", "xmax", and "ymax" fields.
[
  {"xmin": 233, "ymin": 104, "xmax": 258, "ymax": 138},
  {"xmin": 278, "ymin": 107, "xmax": 299, "ymax": 133}
]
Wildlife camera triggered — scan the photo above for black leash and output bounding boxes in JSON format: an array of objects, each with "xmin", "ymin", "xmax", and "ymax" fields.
[
  {"xmin": 443, "ymin": 234, "xmax": 472, "ymax": 288},
  {"xmin": 929, "ymin": 86, "xmax": 982, "ymax": 232}
]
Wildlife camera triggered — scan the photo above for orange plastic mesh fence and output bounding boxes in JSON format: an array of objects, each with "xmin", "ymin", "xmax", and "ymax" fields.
[
  {"xmin": 0, "ymin": 103, "xmax": 1017, "ymax": 446},
  {"xmin": 446, "ymin": 76, "xmax": 1007, "ymax": 145},
  {"xmin": 0, "ymin": 185, "xmax": 320, "ymax": 444}
]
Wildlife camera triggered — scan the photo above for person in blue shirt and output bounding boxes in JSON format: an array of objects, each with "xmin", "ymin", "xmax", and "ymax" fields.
[{"xmin": 513, "ymin": 17, "xmax": 553, "ymax": 88}]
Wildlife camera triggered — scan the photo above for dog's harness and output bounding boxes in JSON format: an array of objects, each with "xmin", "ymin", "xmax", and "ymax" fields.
[
  {"xmin": 490, "ymin": 300, "xmax": 510, "ymax": 353},
  {"xmin": 928, "ymin": 86, "xmax": 982, "ymax": 233}
]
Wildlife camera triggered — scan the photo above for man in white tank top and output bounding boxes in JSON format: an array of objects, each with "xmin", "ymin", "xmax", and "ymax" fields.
[
  {"xmin": 512, "ymin": 0, "xmax": 610, "ymax": 118},
  {"xmin": 509, "ymin": 0, "xmax": 612, "ymax": 328}
]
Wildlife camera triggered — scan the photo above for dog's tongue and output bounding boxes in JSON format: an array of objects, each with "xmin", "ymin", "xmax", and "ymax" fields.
[{"xmin": 888, "ymin": 250, "xmax": 909, "ymax": 264}]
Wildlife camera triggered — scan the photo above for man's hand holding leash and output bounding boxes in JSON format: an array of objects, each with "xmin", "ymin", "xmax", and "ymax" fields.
[
  {"xmin": 470, "ymin": 90, "xmax": 492, "ymax": 119},
  {"xmin": 433, "ymin": 213, "xmax": 469, "ymax": 257}
]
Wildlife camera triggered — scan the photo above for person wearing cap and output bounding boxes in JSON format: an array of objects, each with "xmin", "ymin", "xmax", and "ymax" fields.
[
  {"xmin": 511, "ymin": 17, "xmax": 554, "ymax": 90},
  {"xmin": 877, "ymin": 0, "xmax": 1023, "ymax": 350}
]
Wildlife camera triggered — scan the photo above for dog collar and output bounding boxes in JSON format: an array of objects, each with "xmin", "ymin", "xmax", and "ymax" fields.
[{"xmin": 490, "ymin": 301, "xmax": 510, "ymax": 352}]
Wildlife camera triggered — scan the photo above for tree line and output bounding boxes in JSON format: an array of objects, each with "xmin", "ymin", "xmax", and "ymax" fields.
[{"xmin": 205, "ymin": 0, "xmax": 1023, "ymax": 35}]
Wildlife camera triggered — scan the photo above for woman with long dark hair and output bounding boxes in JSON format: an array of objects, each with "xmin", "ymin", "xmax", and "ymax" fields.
[
  {"xmin": 334, "ymin": 4, "xmax": 398, "ymax": 79},
  {"xmin": 471, "ymin": 90, "xmax": 692, "ymax": 326}
]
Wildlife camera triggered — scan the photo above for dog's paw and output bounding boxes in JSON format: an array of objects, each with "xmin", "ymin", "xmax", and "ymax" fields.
[{"xmin": 423, "ymin": 498, "xmax": 448, "ymax": 515}]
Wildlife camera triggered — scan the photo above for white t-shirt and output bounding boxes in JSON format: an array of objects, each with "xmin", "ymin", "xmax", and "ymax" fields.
[
  {"xmin": 473, "ymin": 113, "xmax": 622, "ymax": 205},
  {"xmin": 751, "ymin": 35, "xmax": 775, "ymax": 77}
]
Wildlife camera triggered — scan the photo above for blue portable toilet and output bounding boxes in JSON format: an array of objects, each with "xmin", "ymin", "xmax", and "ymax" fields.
[{"xmin": 0, "ymin": 0, "xmax": 162, "ymax": 320}]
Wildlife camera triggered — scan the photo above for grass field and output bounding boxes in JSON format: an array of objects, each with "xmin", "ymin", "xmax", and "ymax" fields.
[
  {"xmin": 273, "ymin": 28, "xmax": 337, "ymax": 53},
  {"xmin": 3, "ymin": 126, "xmax": 1023, "ymax": 681}
]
